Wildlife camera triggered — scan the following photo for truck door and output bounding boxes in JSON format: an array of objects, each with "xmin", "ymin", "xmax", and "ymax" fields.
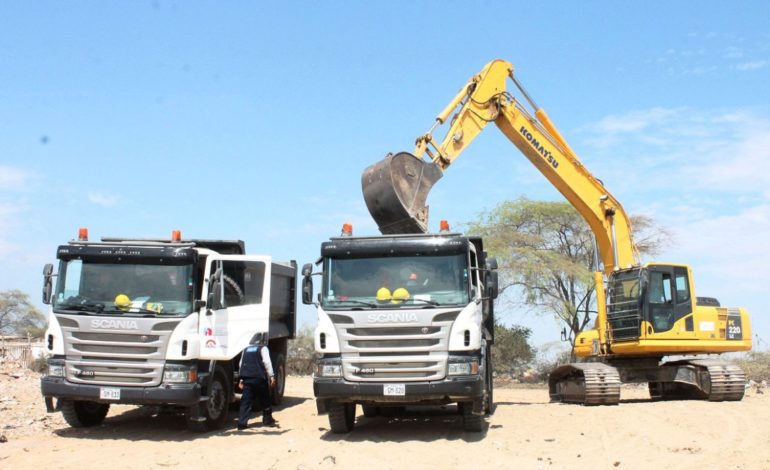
[{"xmin": 199, "ymin": 255, "xmax": 272, "ymax": 360}]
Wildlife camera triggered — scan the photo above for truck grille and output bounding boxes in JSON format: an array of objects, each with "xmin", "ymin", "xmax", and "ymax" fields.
[
  {"xmin": 334, "ymin": 309, "xmax": 458, "ymax": 382},
  {"xmin": 57, "ymin": 314, "xmax": 179, "ymax": 387}
]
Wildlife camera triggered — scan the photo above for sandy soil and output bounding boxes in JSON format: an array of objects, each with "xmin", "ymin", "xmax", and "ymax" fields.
[{"xmin": 2, "ymin": 370, "xmax": 769, "ymax": 470}]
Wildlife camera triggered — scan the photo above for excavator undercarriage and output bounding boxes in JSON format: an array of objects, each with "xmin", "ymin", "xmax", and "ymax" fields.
[{"xmin": 548, "ymin": 356, "xmax": 746, "ymax": 405}]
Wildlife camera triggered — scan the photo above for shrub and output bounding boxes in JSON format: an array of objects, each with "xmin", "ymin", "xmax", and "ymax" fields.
[{"xmin": 735, "ymin": 351, "xmax": 770, "ymax": 382}]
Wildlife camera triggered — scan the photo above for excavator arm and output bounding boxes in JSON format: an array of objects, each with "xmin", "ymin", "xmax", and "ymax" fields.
[
  {"xmin": 362, "ymin": 59, "xmax": 639, "ymax": 275},
  {"xmin": 363, "ymin": 60, "xmax": 752, "ymax": 404}
]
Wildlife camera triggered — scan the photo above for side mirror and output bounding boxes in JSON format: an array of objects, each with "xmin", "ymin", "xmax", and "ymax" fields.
[
  {"xmin": 485, "ymin": 270, "xmax": 499, "ymax": 300},
  {"xmin": 484, "ymin": 258, "xmax": 499, "ymax": 300},
  {"xmin": 42, "ymin": 263, "xmax": 54, "ymax": 305},
  {"xmin": 301, "ymin": 263, "xmax": 313, "ymax": 277},
  {"xmin": 207, "ymin": 267, "xmax": 223, "ymax": 313},
  {"xmin": 302, "ymin": 275, "xmax": 314, "ymax": 305}
]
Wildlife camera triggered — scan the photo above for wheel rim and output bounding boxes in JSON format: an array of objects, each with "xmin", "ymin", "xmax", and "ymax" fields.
[{"xmin": 207, "ymin": 380, "xmax": 226, "ymax": 419}]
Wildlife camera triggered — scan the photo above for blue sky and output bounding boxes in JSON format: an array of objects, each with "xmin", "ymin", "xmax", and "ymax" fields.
[{"xmin": 2, "ymin": 1, "xmax": 769, "ymax": 352}]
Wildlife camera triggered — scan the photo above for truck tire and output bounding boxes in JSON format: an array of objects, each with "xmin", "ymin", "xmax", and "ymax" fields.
[
  {"xmin": 271, "ymin": 353, "xmax": 286, "ymax": 406},
  {"xmin": 485, "ymin": 347, "xmax": 494, "ymax": 415},
  {"xmin": 186, "ymin": 365, "xmax": 230, "ymax": 432},
  {"xmin": 362, "ymin": 405, "xmax": 379, "ymax": 417},
  {"xmin": 328, "ymin": 402, "xmax": 355, "ymax": 433},
  {"xmin": 60, "ymin": 399, "xmax": 110, "ymax": 427},
  {"xmin": 462, "ymin": 400, "xmax": 484, "ymax": 432}
]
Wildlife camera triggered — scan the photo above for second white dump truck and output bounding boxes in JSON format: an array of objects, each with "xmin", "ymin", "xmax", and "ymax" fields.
[{"xmin": 302, "ymin": 223, "xmax": 498, "ymax": 432}]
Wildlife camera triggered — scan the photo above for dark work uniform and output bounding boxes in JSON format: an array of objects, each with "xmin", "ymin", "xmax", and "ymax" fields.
[{"xmin": 237, "ymin": 344, "xmax": 275, "ymax": 428}]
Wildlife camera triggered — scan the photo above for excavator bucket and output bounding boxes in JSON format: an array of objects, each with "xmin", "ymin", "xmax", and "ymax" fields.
[{"xmin": 361, "ymin": 152, "xmax": 443, "ymax": 234}]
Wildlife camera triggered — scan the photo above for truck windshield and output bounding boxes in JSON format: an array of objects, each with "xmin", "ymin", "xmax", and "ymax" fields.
[
  {"xmin": 53, "ymin": 259, "xmax": 194, "ymax": 316},
  {"xmin": 322, "ymin": 254, "xmax": 469, "ymax": 309}
]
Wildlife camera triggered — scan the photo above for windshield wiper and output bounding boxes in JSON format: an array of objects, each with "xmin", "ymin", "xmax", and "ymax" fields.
[
  {"xmin": 409, "ymin": 298, "xmax": 440, "ymax": 306},
  {"xmin": 326, "ymin": 299, "xmax": 378, "ymax": 308},
  {"xmin": 56, "ymin": 303, "xmax": 105, "ymax": 313}
]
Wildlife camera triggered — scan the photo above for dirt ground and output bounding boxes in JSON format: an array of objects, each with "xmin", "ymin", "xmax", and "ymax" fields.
[{"xmin": 2, "ymin": 367, "xmax": 769, "ymax": 470}]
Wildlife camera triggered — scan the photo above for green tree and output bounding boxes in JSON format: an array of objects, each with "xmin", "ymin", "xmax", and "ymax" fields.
[
  {"xmin": 492, "ymin": 322, "xmax": 535, "ymax": 376},
  {"xmin": 0, "ymin": 290, "xmax": 46, "ymax": 338},
  {"xmin": 469, "ymin": 197, "xmax": 671, "ymax": 346}
]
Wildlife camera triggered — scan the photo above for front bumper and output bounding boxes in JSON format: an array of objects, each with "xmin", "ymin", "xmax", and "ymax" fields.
[
  {"xmin": 40, "ymin": 376, "xmax": 202, "ymax": 407},
  {"xmin": 314, "ymin": 375, "xmax": 484, "ymax": 413}
]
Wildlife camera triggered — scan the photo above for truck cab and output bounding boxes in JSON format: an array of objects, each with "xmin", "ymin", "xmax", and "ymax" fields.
[{"xmin": 303, "ymin": 225, "xmax": 498, "ymax": 432}]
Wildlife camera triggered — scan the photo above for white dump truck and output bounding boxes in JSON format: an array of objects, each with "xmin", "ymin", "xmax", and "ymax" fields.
[
  {"xmin": 302, "ymin": 223, "xmax": 498, "ymax": 432},
  {"xmin": 40, "ymin": 228, "xmax": 296, "ymax": 431}
]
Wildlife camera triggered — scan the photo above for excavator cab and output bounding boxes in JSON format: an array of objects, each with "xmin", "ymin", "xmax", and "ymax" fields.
[{"xmin": 361, "ymin": 152, "xmax": 443, "ymax": 234}]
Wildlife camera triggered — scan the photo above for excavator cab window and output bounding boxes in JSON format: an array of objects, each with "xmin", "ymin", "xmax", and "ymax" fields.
[
  {"xmin": 648, "ymin": 271, "xmax": 674, "ymax": 332},
  {"xmin": 674, "ymin": 268, "xmax": 691, "ymax": 303},
  {"xmin": 646, "ymin": 266, "xmax": 694, "ymax": 334}
]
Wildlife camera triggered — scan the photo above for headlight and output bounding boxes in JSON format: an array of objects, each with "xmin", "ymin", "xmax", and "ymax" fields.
[
  {"xmin": 48, "ymin": 362, "xmax": 65, "ymax": 377},
  {"xmin": 317, "ymin": 363, "xmax": 342, "ymax": 377},
  {"xmin": 163, "ymin": 366, "xmax": 197, "ymax": 383},
  {"xmin": 447, "ymin": 359, "xmax": 479, "ymax": 376}
]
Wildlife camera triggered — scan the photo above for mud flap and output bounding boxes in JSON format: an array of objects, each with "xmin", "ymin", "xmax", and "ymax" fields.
[{"xmin": 361, "ymin": 152, "xmax": 443, "ymax": 234}]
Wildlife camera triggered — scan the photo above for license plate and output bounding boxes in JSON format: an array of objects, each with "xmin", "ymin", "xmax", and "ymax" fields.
[
  {"xmin": 99, "ymin": 387, "xmax": 121, "ymax": 400},
  {"xmin": 383, "ymin": 384, "xmax": 405, "ymax": 396}
]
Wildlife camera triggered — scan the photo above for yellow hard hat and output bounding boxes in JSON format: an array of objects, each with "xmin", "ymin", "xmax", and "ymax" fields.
[
  {"xmin": 376, "ymin": 287, "xmax": 392, "ymax": 302},
  {"xmin": 391, "ymin": 287, "xmax": 410, "ymax": 303},
  {"xmin": 115, "ymin": 294, "xmax": 131, "ymax": 309}
]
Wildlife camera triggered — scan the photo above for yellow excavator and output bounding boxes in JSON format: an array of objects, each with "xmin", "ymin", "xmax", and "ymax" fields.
[{"xmin": 361, "ymin": 59, "xmax": 752, "ymax": 405}]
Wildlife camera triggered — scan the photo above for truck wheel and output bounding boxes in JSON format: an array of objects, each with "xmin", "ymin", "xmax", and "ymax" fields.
[
  {"xmin": 462, "ymin": 400, "xmax": 484, "ymax": 432},
  {"xmin": 271, "ymin": 353, "xmax": 286, "ymax": 405},
  {"xmin": 362, "ymin": 405, "xmax": 379, "ymax": 417},
  {"xmin": 60, "ymin": 400, "xmax": 110, "ymax": 427},
  {"xmin": 187, "ymin": 366, "xmax": 229, "ymax": 432},
  {"xmin": 485, "ymin": 349, "xmax": 494, "ymax": 415},
  {"xmin": 328, "ymin": 402, "xmax": 355, "ymax": 433}
]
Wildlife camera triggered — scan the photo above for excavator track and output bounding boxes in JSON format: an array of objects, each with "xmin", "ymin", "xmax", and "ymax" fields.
[
  {"xmin": 690, "ymin": 359, "xmax": 746, "ymax": 401},
  {"xmin": 548, "ymin": 363, "xmax": 621, "ymax": 406}
]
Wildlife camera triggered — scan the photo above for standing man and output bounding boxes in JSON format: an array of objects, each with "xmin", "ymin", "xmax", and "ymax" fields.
[{"xmin": 237, "ymin": 332, "xmax": 277, "ymax": 429}]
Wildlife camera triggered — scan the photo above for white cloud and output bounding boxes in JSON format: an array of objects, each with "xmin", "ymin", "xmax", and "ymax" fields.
[
  {"xmin": 733, "ymin": 60, "xmax": 768, "ymax": 71},
  {"xmin": 580, "ymin": 107, "xmax": 770, "ymax": 195},
  {"xmin": 593, "ymin": 107, "xmax": 681, "ymax": 134},
  {"xmin": 88, "ymin": 193, "xmax": 118, "ymax": 207},
  {"xmin": 0, "ymin": 166, "xmax": 32, "ymax": 190},
  {"xmin": 662, "ymin": 204, "xmax": 770, "ymax": 297},
  {"xmin": 0, "ymin": 202, "xmax": 27, "ymax": 257}
]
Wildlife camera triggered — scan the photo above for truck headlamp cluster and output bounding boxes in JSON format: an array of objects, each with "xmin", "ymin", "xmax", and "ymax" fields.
[
  {"xmin": 163, "ymin": 365, "xmax": 197, "ymax": 384},
  {"xmin": 447, "ymin": 358, "xmax": 479, "ymax": 376},
  {"xmin": 47, "ymin": 360, "xmax": 66, "ymax": 377},
  {"xmin": 317, "ymin": 360, "xmax": 342, "ymax": 378}
]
